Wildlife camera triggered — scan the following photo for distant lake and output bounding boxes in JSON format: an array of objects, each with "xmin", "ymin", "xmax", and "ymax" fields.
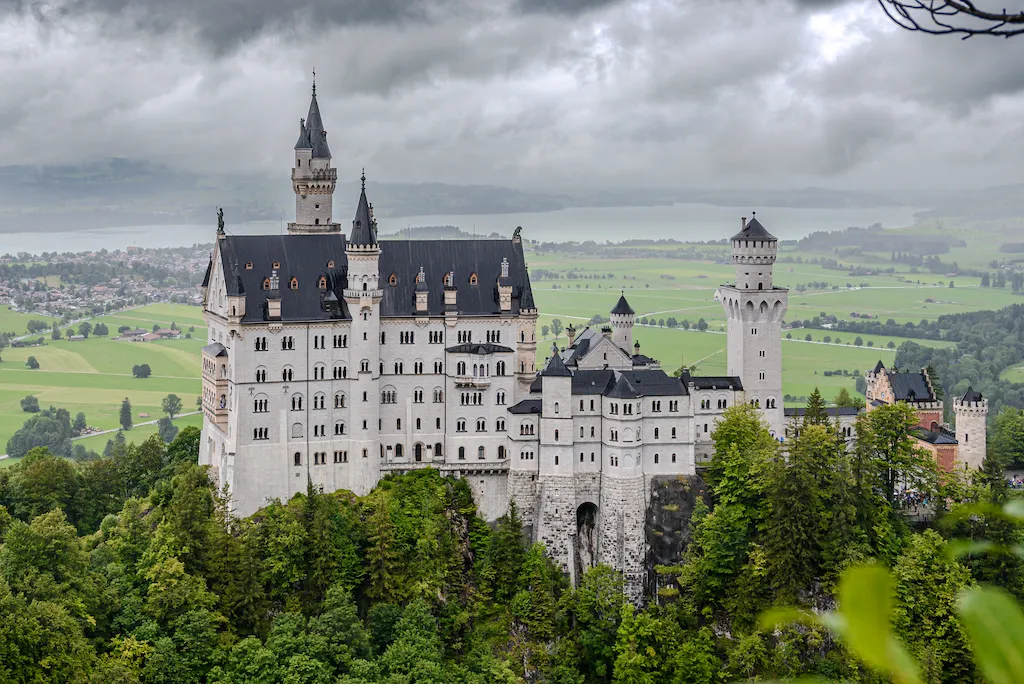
[{"xmin": 1, "ymin": 203, "xmax": 919, "ymax": 254}]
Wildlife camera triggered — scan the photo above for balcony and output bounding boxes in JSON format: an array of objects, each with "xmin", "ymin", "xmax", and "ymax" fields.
[{"xmin": 454, "ymin": 375, "xmax": 491, "ymax": 388}]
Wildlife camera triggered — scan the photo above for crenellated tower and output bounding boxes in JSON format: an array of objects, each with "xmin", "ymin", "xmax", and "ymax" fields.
[
  {"xmin": 289, "ymin": 79, "xmax": 340, "ymax": 234},
  {"xmin": 610, "ymin": 293, "xmax": 635, "ymax": 352},
  {"xmin": 718, "ymin": 214, "xmax": 788, "ymax": 437},
  {"xmin": 953, "ymin": 387, "xmax": 988, "ymax": 470}
]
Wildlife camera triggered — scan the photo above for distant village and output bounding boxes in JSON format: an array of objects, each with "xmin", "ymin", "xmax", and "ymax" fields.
[{"xmin": 0, "ymin": 244, "xmax": 210, "ymax": 325}]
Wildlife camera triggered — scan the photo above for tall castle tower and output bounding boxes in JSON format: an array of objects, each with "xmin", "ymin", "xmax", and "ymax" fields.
[
  {"xmin": 953, "ymin": 387, "xmax": 988, "ymax": 470},
  {"xmin": 719, "ymin": 215, "xmax": 788, "ymax": 437},
  {"xmin": 610, "ymin": 293, "xmax": 635, "ymax": 351},
  {"xmin": 289, "ymin": 80, "xmax": 339, "ymax": 235}
]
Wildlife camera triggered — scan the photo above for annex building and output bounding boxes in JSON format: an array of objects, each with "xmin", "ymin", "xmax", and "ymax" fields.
[{"xmin": 199, "ymin": 84, "xmax": 985, "ymax": 597}]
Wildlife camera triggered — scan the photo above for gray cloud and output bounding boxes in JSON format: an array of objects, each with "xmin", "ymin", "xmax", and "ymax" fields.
[{"xmin": 0, "ymin": 0, "xmax": 1020, "ymax": 192}]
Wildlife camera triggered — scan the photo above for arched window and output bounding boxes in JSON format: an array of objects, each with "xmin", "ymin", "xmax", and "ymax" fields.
[
  {"xmin": 654, "ymin": 453, "xmax": 659, "ymax": 464},
  {"xmin": 291, "ymin": 423, "xmax": 304, "ymax": 438},
  {"xmin": 389, "ymin": 273, "xmax": 397, "ymax": 286},
  {"xmin": 273, "ymin": 261, "xmax": 281, "ymax": 269},
  {"xmin": 469, "ymin": 272, "xmax": 478, "ymax": 285},
  {"xmin": 289, "ymin": 277, "xmax": 298, "ymax": 290},
  {"xmin": 458, "ymin": 447, "xmax": 466, "ymax": 460},
  {"xmin": 478, "ymin": 446, "xmax": 485, "ymax": 459},
  {"xmin": 498, "ymin": 446, "xmax": 506, "ymax": 459},
  {"xmin": 318, "ymin": 276, "xmax": 327, "ymax": 289},
  {"xmin": 294, "ymin": 452, "xmax": 302, "ymax": 466},
  {"xmin": 396, "ymin": 444, "xmax": 404, "ymax": 458},
  {"xmin": 291, "ymin": 394, "xmax": 303, "ymax": 411},
  {"xmin": 263, "ymin": 278, "xmax": 271, "ymax": 290},
  {"xmin": 327, "ymin": 259, "xmax": 335, "ymax": 268},
  {"xmin": 554, "ymin": 429, "xmax": 559, "ymax": 441},
  {"xmin": 334, "ymin": 392, "xmax": 346, "ymax": 408},
  {"xmin": 334, "ymin": 421, "xmax": 346, "ymax": 435}
]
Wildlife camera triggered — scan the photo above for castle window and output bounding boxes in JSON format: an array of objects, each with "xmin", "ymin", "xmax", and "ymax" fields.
[
  {"xmin": 294, "ymin": 452, "xmax": 302, "ymax": 466},
  {"xmin": 290, "ymin": 277, "xmax": 298, "ymax": 290},
  {"xmin": 672, "ymin": 453, "xmax": 677, "ymax": 463},
  {"xmin": 273, "ymin": 261, "xmax": 280, "ymax": 269},
  {"xmin": 315, "ymin": 203, "xmax": 320, "ymax": 209},
  {"xmin": 245, "ymin": 261, "xmax": 252, "ymax": 270},
  {"xmin": 478, "ymin": 446, "xmax": 485, "ymax": 459},
  {"xmin": 459, "ymin": 447, "xmax": 466, "ymax": 460},
  {"xmin": 318, "ymin": 276, "xmax": 327, "ymax": 289},
  {"xmin": 389, "ymin": 273, "xmax": 397, "ymax": 286},
  {"xmin": 263, "ymin": 278, "xmax": 271, "ymax": 290},
  {"xmin": 327, "ymin": 259, "xmax": 335, "ymax": 268},
  {"xmin": 469, "ymin": 272, "xmax": 478, "ymax": 285},
  {"xmin": 654, "ymin": 454, "xmax": 659, "ymax": 464},
  {"xmin": 315, "ymin": 218, "xmax": 320, "ymax": 225},
  {"xmin": 498, "ymin": 446, "xmax": 506, "ymax": 459}
]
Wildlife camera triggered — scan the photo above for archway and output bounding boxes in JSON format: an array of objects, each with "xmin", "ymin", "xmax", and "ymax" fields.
[
  {"xmin": 414, "ymin": 443, "xmax": 423, "ymax": 462},
  {"xmin": 575, "ymin": 502, "xmax": 599, "ymax": 584}
]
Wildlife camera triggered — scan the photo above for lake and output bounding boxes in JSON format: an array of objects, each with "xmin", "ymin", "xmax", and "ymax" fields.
[{"xmin": 0, "ymin": 203, "xmax": 920, "ymax": 254}]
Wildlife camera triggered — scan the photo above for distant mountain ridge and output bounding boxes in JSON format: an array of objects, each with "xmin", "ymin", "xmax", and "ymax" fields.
[{"xmin": 0, "ymin": 158, "xmax": 1017, "ymax": 233}]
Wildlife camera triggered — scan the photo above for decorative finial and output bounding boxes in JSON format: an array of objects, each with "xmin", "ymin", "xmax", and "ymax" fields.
[
  {"xmin": 752, "ymin": 210, "xmax": 756, "ymax": 217},
  {"xmin": 312, "ymin": 67, "xmax": 316, "ymax": 95},
  {"xmin": 361, "ymin": 168, "xmax": 366, "ymax": 192}
]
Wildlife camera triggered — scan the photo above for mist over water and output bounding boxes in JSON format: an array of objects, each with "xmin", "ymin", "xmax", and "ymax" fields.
[{"xmin": 2, "ymin": 203, "xmax": 920, "ymax": 254}]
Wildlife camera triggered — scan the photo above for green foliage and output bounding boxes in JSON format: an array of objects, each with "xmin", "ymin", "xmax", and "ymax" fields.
[
  {"xmin": 20, "ymin": 395, "xmax": 39, "ymax": 413},
  {"xmin": 119, "ymin": 397, "xmax": 133, "ymax": 430},
  {"xmin": 25, "ymin": 355, "xmax": 39, "ymax": 369},
  {"xmin": 161, "ymin": 393, "xmax": 182, "ymax": 419},
  {"xmin": 157, "ymin": 416, "xmax": 178, "ymax": 444}
]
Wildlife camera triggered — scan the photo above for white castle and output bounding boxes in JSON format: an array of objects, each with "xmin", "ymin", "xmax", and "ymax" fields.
[{"xmin": 198, "ymin": 84, "xmax": 985, "ymax": 596}]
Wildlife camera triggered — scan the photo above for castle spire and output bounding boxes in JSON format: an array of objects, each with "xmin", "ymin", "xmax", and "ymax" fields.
[{"xmin": 350, "ymin": 170, "xmax": 377, "ymax": 247}]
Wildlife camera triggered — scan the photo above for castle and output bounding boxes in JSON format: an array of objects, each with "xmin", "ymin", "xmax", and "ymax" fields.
[{"xmin": 198, "ymin": 84, "xmax": 985, "ymax": 597}]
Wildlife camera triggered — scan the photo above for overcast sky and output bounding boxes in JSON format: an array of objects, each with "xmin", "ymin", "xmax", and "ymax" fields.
[{"xmin": 0, "ymin": 0, "xmax": 1021, "ymax": 191}]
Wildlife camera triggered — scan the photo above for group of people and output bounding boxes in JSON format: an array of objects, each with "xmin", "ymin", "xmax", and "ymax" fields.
[{"xmin": 1008, "ymin": 475, "xmax": 1024, "ymax": 490}]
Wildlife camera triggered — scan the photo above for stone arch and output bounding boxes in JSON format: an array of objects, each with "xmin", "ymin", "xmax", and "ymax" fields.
[
  {"xmin": 575, "ymin": 502, "xmax": 599, "ymax": 584},
  {"xmin": 744, "ymin": 300, "xmax": 755, "ymax": 321},
  {"xmin": 771, "ymin": 299, "xmax": 783, "ymax": 321},
  {"xmin": 759, "ymin": 300, "xmax": 769, "ymax": 317}
]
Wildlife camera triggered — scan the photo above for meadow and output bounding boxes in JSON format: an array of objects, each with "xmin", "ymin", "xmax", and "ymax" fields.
[{"xmin": 0, "ymin": 303, "xmax": 205, "ymax": 458}]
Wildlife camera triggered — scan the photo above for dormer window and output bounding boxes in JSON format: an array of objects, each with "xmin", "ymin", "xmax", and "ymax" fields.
[
  {"xmin": 469, "ymin": 272, "xmax": 478, "ymax": 286},
  {"xmin": 263, "ymin": 278, "xmax": 271, "ymax": 290},
  {"xmin": 318, "ymin": 276, "xmax": 327, "ymax": 289},
  {"xmin": 326, "ymin": 259, "xmax": 335, "ymax": 268},
  {"xmin": 289, "ymin": 277, "xmax": 298, "ymax": 290},
  {"xmin": 245, "ymin": 261, "xmax": 253, "ymax": 270},
  {"xmin": 389, "ymin": 273, "xmax": 397, "ymax": 287},
  {"xmin": 272, "ymin": 261, "xmax": 281, "ymax": 269}
]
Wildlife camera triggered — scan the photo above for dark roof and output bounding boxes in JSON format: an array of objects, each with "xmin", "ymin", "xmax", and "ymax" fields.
[
  {"xmin": 873, "ymin": 360, "xmax": 886, "ymax": 374},
  {"xmin": 294, "ymin": 120, "xmax": 312, "ymax": 150},
  {"xmin": 889, "ymin": 371, "xmax": 934, "ymax": 403},
  {"xmin": 681, "ymin": 370, "xmax": 743, "ymax": 391},
  {"xmin": 961, "ymin": 386, "xmax": 983, "ymax": 402},
  {"xmin": 202, "ymin": 342, "xmax": 228, "ymax": 357},
  {"xmin": 619, "ymin": 370, "xmax": 686, "ymax": 396},
  {"xmin": 730, "ymin": 216, "xmax": 776, "ymax": 241},
  {"xmin": 415, "ymin": 267, "xmax": 429, "ymax": 292},
  {"xmin": 632, "ymin": 354, "xmax": 656, "ymax": 366},
  {"xmin": 561, "ymin": 327, "xmax": 598, "ymax": 366},
  {"xmin": 216, "ymin": 232, "xmax": 534, "ymax": 322},
  {"xmin": 296, "ymin": 90, "xmax": 331, "ymax": 158},
  {"xmin": 509, "ymin": 399, "xmax": 542, "ymax": 415},
  {"xmin": 784, "ymin": 407, "xmax": 860, "ymax": 417},
  {"xmin": 445, "ymin": 342, "xmax": 513, "ymax": 355},
  {"xmin": 350, "ymin": 182, "xmax": 377, "ymax": 246},
  {"xmin": 541, "ymin": 352, "xmax": 573, "ymax": 377},
  {"xmin": 570, "ymin": 370, "xmax": 615, "ymax": 395},
  {"xmin": 911, "ymin": 427, "xmax": 958, "ymax": 445},
  {"xmin": 202, "ymin": 259, "xmax": 212, "ymax": 287},
  {"xmin": 607, "ymin": 373, "xmax": 640, "ymax": 398},
  {"xmin": 611, "ymin": 293, "xmax": 635, "ymax": 316}
]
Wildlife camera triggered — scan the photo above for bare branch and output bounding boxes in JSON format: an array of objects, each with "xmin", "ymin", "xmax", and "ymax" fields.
[{"xmin": 878, "ymin": 0, "xmax": 1024, "ymax": 38}]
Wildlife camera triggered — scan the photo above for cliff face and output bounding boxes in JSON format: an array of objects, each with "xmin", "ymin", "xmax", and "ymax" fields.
[{"xmin": 645, "ymin": 474, "xmax": 710, "ymax": 596}]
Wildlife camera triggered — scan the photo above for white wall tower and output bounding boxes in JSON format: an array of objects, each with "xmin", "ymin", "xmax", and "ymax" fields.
[
  {"xmin": 719, "ymin": 215, "xmax": 788, "ymax": 437},
  {"xmin": 289, "ymin": 79, "xmax": 340, "ymax": 235},
  {"xmin": 610, "ymin": 293, "xmax": 635, "ymax": 352},
  {"xmin": 953, "ymin": 387, "xmax": 988, "ymax": 470}
]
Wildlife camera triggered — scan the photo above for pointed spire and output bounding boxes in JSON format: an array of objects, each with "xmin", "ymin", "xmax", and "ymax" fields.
[
  {"xmin": 349, "ymin": 171, "xmax": 377, "ymax": 247},
  {"xmin": 312, "ymin": 66, "xmax": 316, "ymax": 96},
  {"xmin": 303, "ymin": 80, "xmax": 331, "ymax": 158},
  {"xmin": 611, "ymin": 291, "xmax": 634, "ymax": 316},
  {"xmin": 361, "ymin": 168, "xmax": 366, "ymax": 192}
]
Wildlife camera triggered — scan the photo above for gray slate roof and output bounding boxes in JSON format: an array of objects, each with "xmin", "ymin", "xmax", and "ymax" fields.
[
  {"xmin": 611, "ymin": 293, "xmax": 635, "ymax": 315},
  {"xmin": 445, "ymin": 343, "xmax": 514, "ymax": 355},
  {"xmin": 730, "ymin": 216, "xmax": 776, "ymax": 242},
  {"xmin": 961, "ymin": 386, "xmax": 983, "ymax": 402},
  {"xmin": 889, "ymin": 371, "xmax": 934, "ymax": 403},
  {"xmin": 531, "ymin": 368, "xmax": 688, "ymax": 397},
  {"xmin": 509, "ymin": 399, "xmax": 542, "ymax": 415},
  {"xmin": 294, "ymin": 91, "xmax": 331, "ymax": 158},
  {"xmin": 214, "ymin": 231, "xmax": 534, "ymax": 322},
  {"xmin": 202, "ymin": 342, "xmax": 228, "ymax": 357},
  {"xmin": 541, "ymin": 352, "xmax": 573, "ymax": 377},
  {"xmin": 680, "ymin": 369, "xmax": 743, "ymax": 391},
  {"xmin": 350, "ymin": 184, "xmax": 377, "ymax": 246},
  {"xmin": 911, "ymin": 427, "xmax": 958, "ymax": 445},
  {"xmin": 784, "ymin": 407, "xmax": 860, "ymax": 416}
]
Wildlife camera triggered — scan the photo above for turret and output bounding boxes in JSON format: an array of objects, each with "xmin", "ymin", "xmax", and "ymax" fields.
[
  {"xmin": 610, "ymin": 292, "xmax": 635, "ymax": 351},
  {"xmin": 289, "ymin": 78, "xmax": 339, "ymax": 234},
  {"xmin": 953, "ymin": 387, "xmax": 988, "ymax": 470},
  {"xmin": 731, "ymin": 214, "xmax": 777, "ymax": 291}
]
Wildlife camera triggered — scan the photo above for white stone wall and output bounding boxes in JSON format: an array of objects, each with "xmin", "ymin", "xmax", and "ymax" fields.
[{"xmin": 954, "ymin": 398, "xmax": 988, "ymax": 470}]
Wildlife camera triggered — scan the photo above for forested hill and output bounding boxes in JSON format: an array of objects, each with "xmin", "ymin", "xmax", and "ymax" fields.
[
  {"xmin": 1, "ymin": 399, "xmax": 1022, "ymax": 682},
  {"xmin": 895, "ymin": 303, "xmax": 1024, "ymax": 419}
]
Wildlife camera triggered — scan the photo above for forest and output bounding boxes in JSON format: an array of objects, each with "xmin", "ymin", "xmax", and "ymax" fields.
[{"xmin": 0, "ymin": 397, "xmax": 1022, "ymax": 683}]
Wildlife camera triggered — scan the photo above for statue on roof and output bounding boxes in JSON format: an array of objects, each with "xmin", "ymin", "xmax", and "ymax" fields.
[
  {"xmin": 217, "ymin": 207, "xmax": 225, "ymax": 234},
  {"xmin": 513, "ymin": 226, "xmax": 522, "ymax": 240}
]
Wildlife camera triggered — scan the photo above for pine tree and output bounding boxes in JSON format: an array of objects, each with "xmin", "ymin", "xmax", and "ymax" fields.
[
  {"xmin": 364, "ymin": 491, "xmax": 400, "ymax": 602},
  {"xmin": 119, "ymin": 398, "xmax": 133, "ymax": 431},
  {"xmin": 483, "ymin": 499, "xmax": 526, "ymax": 604},
  {"xmin": 802, "ymin": 388, "xmax": 830, "ymax": 427}
]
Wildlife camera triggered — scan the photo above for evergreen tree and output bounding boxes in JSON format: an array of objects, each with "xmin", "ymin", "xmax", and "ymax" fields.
[
  {"xmin": 119, "ymin": 398, "xmax": 133, "ymax": 430},
  {"xmin": 364, "ymin": 491, "xmax": 400, "ymax": 602},
  {"xmin": 482, "ymin": 499, "xmax": 527, "ymax": 604},
  {"xmin": 802, "ymin": 388, "xmax": 830, "ymax": 427}
]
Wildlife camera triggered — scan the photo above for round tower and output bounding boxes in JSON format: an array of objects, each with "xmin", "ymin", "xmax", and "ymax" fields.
[
  {"xmin": 610, "ymin": 292, "xmax": 635, "ymax": 352},
  {"xmin": 953, "ymin": 387, "xmax": 988, "ymax": 470},
  {"xmin": 731, "ymin": 214, "xmax": 777, "ymax": 291},
  {"xmin": 289, "ymin": 78, "xmax": 340, "ymax": 234}
]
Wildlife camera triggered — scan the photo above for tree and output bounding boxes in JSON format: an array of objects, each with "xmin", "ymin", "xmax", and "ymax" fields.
[
  {"xmin": 157, "ymin": 416, "xmax": 179, "ymax": 444},
  {"xmin": 25, "ymin": 356, "xmax": 39, "ymax": 369},
  {"xmin": 541, "ymin": 325, "xmax": 550, "ymax": 338},
  {"xmin": 697, "ymin": 318, "xmax": 708, "ymax": 331},
  {"xmin": 926, "ymin": 364, "xmax": 944, "ymax": 401},
  {"xmin": 981, "ymin": 272, "xmax": 991, "ymax": 287},
  {"xmin": 802, "ymin": 388, "xmax": 830, "ymax": 426},
  {"xmin": 77, "ymin": 322, "xmax": 92, "ymax": 338},
  {"xmin": 879, "ymin": 0, "xmax": 1024, "ymax": 38},
  {"xmin": 551, "ymin": 319, "xmax": 564, "ymax": 338},
  {"xmin": 834, "ymin": 387, "xmax": 856, "ymax": 408},
  {"xmin": 51, "ymin": 327, "xmax": 61, "ymax": 340},
  {"xmin": 854, "ymin": 336, "xmax": 864, "ymax": 346},
  {"xmin": 73, "ymin": 412, "xmax": 87, "ymax": 435},
  {"xmin": 20, "ymin": 395, "xmax": 39, "ymax": 413},
  {"xmin": 132, "ymin": 363, "xmax": 151, "ymax": 378},
  {"xmin": 93, "ymin": 322, "xmax": 109, "ymax": 337},
  {"xmin": 152, "ymin": 323, "xmax": 160, "ymax": 332},
  {"xmin": 162, "ymin": 394, "xmax": 183, "ymax": 419},
  {"xmin": 120, "ymin": 397, "xmax": 133, "ymax": 430},
  {"xmin": 805, "ymin": 334, "xmax": 812, "ymax": 341},
  {"xmin": 887, "ymin": 340, "xmax": 896, "ymax": 349}
]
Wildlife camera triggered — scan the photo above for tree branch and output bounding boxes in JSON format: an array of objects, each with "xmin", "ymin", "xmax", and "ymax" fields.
[{"xmin": 878, "ymin": 0, "xmax": 1024, "ymax": 38}]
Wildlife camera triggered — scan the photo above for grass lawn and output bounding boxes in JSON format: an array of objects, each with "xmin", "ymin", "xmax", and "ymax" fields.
[
  {"xmin": 1000, "ymin": 364, "xmax": 1024, "ymax": 384},
  {"xmin": 0, "ymin": 303, "xmax": 203, "ymax": 453},
  {"xmin": 0, "ymin": 305, "xmax": 52, "ymax": 337},
  {"xmin": 73, "ymin": 412, "xmax": 205, "ymax": 453}
]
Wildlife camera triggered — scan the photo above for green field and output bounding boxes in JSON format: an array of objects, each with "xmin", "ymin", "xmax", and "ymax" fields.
[{"xmin": 1, "ymin": 303, "xmax": 203, "ymax": 455}]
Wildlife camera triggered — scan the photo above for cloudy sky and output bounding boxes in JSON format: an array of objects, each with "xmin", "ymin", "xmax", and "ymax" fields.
[{"xmin": 0, "ymin": 0, "xmax": 1022, "ymax": 191}]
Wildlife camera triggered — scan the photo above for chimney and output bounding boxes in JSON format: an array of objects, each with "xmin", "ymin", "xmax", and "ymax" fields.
[
  {"xmin": 566, "ymin": 324, "xmax": 577, "ymax": 347},
  {"xmin": 601, "ymin": 325, "xmax": 612, "ymax": 339},
  {"xmin": 741, "ymin": 216, "xmax": 747, "ymax": 232}
]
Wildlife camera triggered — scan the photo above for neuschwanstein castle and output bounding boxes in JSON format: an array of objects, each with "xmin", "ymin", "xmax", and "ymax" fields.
[{"xmin": 199, "ymin": 84, "xmax": 986, "ymax": 596}]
